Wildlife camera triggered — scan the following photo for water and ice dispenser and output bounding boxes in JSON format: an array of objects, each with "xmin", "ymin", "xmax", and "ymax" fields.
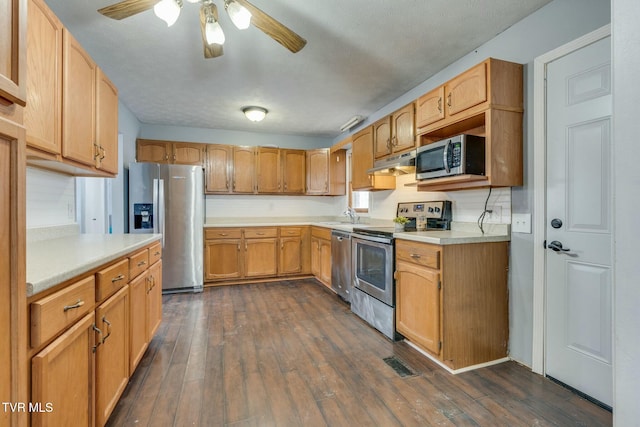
[{"xmin": 133, "ymin": 203, "xmax": 154, "ymax": 230}]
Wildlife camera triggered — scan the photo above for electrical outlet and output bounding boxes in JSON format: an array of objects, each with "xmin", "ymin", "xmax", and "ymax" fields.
[
  {"xmin": 486, "ymin": 206, "xmax": 502, "ymax": 222},
  {"xmin": 67, "ymin": 202, "xmax": 74, "ymax": 219},
  {"xmin": 512, "ymin": 213, "xmax": 532, "ymax": 233}
]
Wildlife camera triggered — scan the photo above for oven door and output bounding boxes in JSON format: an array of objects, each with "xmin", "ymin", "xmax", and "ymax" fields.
[{"xmin": 351, "ymin": 235, "xmax": 394, "ymax": 306}]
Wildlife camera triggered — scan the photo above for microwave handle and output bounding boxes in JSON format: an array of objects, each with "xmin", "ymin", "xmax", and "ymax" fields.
[{"xmin": 443, "ymin": 140, "xmax": 451, "ymax": 173}]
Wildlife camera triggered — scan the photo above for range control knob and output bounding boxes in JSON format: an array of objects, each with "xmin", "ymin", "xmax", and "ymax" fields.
[
  {"xmin": 434, "ymin": 207, "xmax": 441, "ymax": 213},
  {"xmin": 428, "ymin": 207, "xmax": 434, "ymax": 213}
]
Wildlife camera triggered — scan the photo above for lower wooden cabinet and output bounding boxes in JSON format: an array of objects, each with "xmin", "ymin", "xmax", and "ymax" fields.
[
  {"xmin": 310, "ymin": 227, "xmax": 331, "ymax": 287},
  {"xmin": 205, "ymin": 226, "xmax": 311, "ymax": 284},
  {"xmin": 395, "ymin": 239, "xmax": 508, "ymax": 370},
  {"xmin": 29, "ymin": 242, "xmax": 163, "ymax": 426},
  {"xmin": 95, "ymin": 286, "xmax": 129, "ymax": 427},
  {"xmin": 31, "ymin": 312, "xmax": 95, "ymax": 427}
]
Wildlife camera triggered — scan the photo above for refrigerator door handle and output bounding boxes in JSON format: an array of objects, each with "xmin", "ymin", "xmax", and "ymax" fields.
[
  {"xmin": 152, "ymin": 179, "xmax": 159, "ymax": 235},
  {"xmin": 158, "ymin": 179, "xmax": 166, "ymax": 248}
]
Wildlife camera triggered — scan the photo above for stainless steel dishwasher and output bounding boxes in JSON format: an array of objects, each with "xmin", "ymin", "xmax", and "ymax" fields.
[{"xmin": 331, "ymin": 230, "xmax": 352, "ymax": 302}]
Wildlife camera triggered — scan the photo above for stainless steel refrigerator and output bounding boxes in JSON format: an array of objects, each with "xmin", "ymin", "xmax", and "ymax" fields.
[{"xmin": 128, "ymin": 162, "xmax": 204, "ymax": 293}]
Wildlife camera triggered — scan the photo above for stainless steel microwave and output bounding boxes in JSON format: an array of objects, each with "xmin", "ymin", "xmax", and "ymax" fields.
[{"xmin": 415, "ymin": 134, "xmax": 485, "ymax": 180}]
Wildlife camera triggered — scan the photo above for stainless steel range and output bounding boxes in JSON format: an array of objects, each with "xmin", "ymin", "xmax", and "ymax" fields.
[{"xmin": 350, "ymin": 201, "xmax": 452, "ymax": 340}]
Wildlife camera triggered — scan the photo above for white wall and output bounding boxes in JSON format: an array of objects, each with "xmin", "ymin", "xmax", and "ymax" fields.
[
  {"xmin": 205, "ymin": 195, "xmax": 343, "ymax": 220},
  {"xmin": 118, "ymin": 100, "xmax": 142, "ymax": 232},
  {"xmin": 26, "ymin": 167, "xmax": 76, "ymax": 228},
  {"xmin": 139, "ymin": 124, "xmax": 332, "ymax": 150},
  {"xmin": 612, "ymin": 0, "xmax": 640, "ymax": 424}
]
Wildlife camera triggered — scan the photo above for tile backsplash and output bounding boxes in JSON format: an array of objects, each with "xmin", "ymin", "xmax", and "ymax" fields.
[{"xmin": 26, "ymin": 167, "xmax": 76, "ymax": 228}]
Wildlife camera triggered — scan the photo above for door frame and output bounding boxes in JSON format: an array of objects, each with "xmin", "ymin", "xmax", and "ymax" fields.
[{"xmin": 531, "ymin": 24, "xmax": 612, "ymax": 374}]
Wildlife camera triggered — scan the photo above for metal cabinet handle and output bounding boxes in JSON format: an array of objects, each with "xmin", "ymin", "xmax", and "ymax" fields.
[
  {"xmin": 154, "ymin": 251, "xmax": 161, "ymax": 256},
  {"xmin": 111, "ymin": 274, "xmax": 125, "ymax": 283},
  {"xmin": 92, "ymin": 324, "xmax": 103, "ymax": 353},
  {"xmin": 257, "ymin": 232, "xmax": 265, "ymax": 235},
  {"xmin": 63, "ymin": 299, "xmax": 84, "ymax": 312},
  {"xmin": 447, "ymin": 92, "xmax": 452, "ymax": 107},
  {"xmin": 137, "ymin": 260, "xmax": 147, "ymax": 267},
  {"xmin": 102, "ymin": 317, "xmax": 112, "ymax": 343},
  {"xmin": 219, "ymin": 233, "xmax": 228, "ymax": 237},
  {"xmin": 410, "ymin": 254, "xmax": 421, "ymax": 259},
  {"xmin": 437, "ymin": 97, "xmax": 442, "ymax": 113}
]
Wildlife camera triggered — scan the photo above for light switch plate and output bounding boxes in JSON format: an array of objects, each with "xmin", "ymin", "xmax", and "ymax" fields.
[{"xmin": 512, "ymin": 213, "xmax": 532, "ymax": 234}]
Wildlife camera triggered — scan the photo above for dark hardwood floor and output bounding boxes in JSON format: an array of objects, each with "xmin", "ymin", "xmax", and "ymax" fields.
[{"xmin": 106, "ymin": 279, "xmax": 612, "ymax": 427}]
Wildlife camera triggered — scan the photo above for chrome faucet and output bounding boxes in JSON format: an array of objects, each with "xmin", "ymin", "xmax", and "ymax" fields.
[{"xmin": 343, "ymin": 207, "xmax": 359, "ymax": 224}]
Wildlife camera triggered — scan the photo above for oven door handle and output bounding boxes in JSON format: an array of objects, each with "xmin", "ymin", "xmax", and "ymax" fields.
[{"xmin": 443, "ymin": 140, "xmax": 451, "ymax": 174}]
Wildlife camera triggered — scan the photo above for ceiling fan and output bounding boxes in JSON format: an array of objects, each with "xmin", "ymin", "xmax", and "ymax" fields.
[{"xmin": 97, "ymin": 0, "xmax": 307, "ymax": 59}]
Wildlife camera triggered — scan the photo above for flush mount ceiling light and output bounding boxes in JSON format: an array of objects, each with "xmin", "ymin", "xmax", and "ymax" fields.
[
  {"xmin": 243, "ymin": 106, "xmax": 268, "ymax": 122},
  {"xmin": 98, "ymin": 0, "xmax": 306, "ymax": 59}
]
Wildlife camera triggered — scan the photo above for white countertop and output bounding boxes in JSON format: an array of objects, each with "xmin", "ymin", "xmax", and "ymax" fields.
[
  {"xmin": 205, "ymin": 218, "xmax": 510, "ymax": 244},
  {"xmin": 27, "ymin": 233, "xmax": 162, "ymax": 298}
]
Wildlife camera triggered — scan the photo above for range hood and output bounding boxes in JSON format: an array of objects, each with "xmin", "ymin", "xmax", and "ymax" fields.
[{"xmin": 366, "ymin": 150, "xmax": 416, "ymax": 176}]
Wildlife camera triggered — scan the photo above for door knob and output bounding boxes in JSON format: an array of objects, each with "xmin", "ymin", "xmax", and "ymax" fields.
[
  {"xmin": 551, "ymin": 218, "xmax": 563, "ymax": 229},
  {"xmin": 547, "ymin": 240, "xmax": 570, "ymax": 252}
]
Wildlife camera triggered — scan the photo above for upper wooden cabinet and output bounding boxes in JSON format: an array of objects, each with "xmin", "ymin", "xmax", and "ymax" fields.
[
  {"xmin": 62, "ymin": 29, "xmax": 97, "ymax": 168},
  {"xmin": 373, "ymin": 103, "xmax": 416, "ymax": 159},
  {"xmin": 281, "ymin": 149, "xmax": 306, "ymax": 194},
  {"xmin": 25, "ymin": 1, "xmax": 120, "ymax": 177},
  {"xmin": 205, "ymin": 144, "xmax": 232, "ymax": 193},
  {"xmin": 136, "ymin": 139, "xmax": 205, "ymax": 166},
  {"xmin": 232, "ymin": 146, "xmax": 256, "ymax": 193},
  {"xmin": 351, "ymin": 127, "xmax": 395, "ymax": 191},
  {"xmin": 25, "ymin": 0, "xmax": 62, "ymax": 156},
  {"xmin": 416, "ymin": 58, "xmax": 523, "ymax": 191},
  {"xmin": 306, "ymin": 148, "xmax": 346, "ymax": 195},
  {"xmin": 0, "ymin": 0, "xmax": 27, "ymax": 106},
  {"xmin": 95, "ymin": 69, "xmax": 118, "ymax": 174},
  {"xmin": 256, "ymin": 147, "xmax": 281, "ymax": 193}
]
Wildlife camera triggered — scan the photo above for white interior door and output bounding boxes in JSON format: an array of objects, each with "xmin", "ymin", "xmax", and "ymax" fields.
[{"xmin": 545, "ymin": 36, "xmax": 612, "ymax": 407}]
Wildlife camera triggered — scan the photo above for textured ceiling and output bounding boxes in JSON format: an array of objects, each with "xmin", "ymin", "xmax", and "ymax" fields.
[{"xmin": 44, "ymin": 0, "xmax": 552, "ymax": 138}]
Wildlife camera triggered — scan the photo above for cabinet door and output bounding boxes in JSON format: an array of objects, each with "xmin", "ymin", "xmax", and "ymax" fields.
[
  {"xmin": 244, "ymin": 238, "xmax": 277, "ymax": 278},
  {"xmin": 392, "ymin": 103, "xmax": 415, "ymax": 153},
  {"xmin": 0, "ymin": 0, "xmax": 27, "ymax": 106},
  {"xmin": 279, "ymin": 237, "xmax": 302, "ymax": 275},
  {"xmin": 173, "ymin": 142, "xmax": 205, "ymax": 165},
  {"xmin": 327, "ymin": 149, "xmax": 346, "ymax": 196},
  {"xmin": 95, "ymin": 286, "xmax": 129, "ymax": 427},
  {"xmin": 281, "ymin": 149, "xmax": 306, "ymax": 194},
  {"xmin": 25, "ymin": 0, "xmax": 62, "ymax": 155},
  {"xmin": 319, "ymin": 239, "xmax": 332, "ymax": 286},
  {"xmin": 137, "ymin": 139, "xmax": 170, "ymax": 163},
  {"xmin": 416, "ymin": 86, "xmax": 445, "ymax": 129},
  {"xmin": 62, "ymin": 29, "xmax": 96, "ymax": 167},
  {"xmin": 205, "ymin": 144, "xmax": 231, "ymax": 193},
  {"xmin": 373, "ymin": 116, "xmax": 391, "ymax": 159},
  {"xmin": 306, "ymin": 149, "xmax": 328, "ymax": 194},
  {"xmin": 95, "ymin": 68, "xmax": 118, "ymax": 174},
  {"xmin": 128, "ymin": 270, "xmax": 148, "ymax": 373},
  {"xmin": 232, "ymin": 146, "xmax": 255, "ymax": 193},
  {"xmin": 31, "ymin": 312, "xmax": 95, "ymax": 427},
  {"xmin": 445, "ymin": 61, "xmax": 487, "ymax": 117},
  {"xmin": 351, "ymin": 127, "xmax": 373, "ymax": 190},
  {"xmin": 256, "ymin": 147, "xmax": 281, "ymax": 193},
  {"xmin": 310, "ymin": 237, "xmax": 320, "ymax": 278},
  {"xmin": 147, "ymin": 260, "xmax": 162, "ymax": 340},
  {"xmin": 395, "ymin": 260, "xmax": 441, "ymax": 355},
  {"xmin": 204, "ymin": 239, "xmax": 242, "ymax": 281}
]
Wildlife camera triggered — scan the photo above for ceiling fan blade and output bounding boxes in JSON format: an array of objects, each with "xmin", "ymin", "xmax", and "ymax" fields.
[
  {"xmin": 98, "ymin": 0, "xmax": 159, "ymax": 20},
  {"xmin": 200, "ymin": 4, "xmax": 224, "ymax": 59},
  {"xmin": 235, "ymin": 0, "xmax": 307, "ymax": 53}
]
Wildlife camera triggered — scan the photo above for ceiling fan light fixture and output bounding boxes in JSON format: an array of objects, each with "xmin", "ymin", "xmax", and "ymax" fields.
[
  {"xmin": 225, "ymin": 0, "xmax": 252, "ymax": 30},
  {"xmin": 154, "ymin": 0, "xmax": 182, "ymax": 27},
  {"xmin": 243, "ymin": 106, "xmax": 268, "ymax": 122},
  {"xmin": 205, "ymin": 18, "xmax": 225, "ymax": 45}
]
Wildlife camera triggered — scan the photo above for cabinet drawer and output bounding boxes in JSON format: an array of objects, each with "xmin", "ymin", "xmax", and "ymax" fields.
[
  {"xmin": 280, "ymin": 227, "xmax": 302, "ymax": 237},
  {"xmin": 96, "ymin": 259, "xmax": 129, "ymax": 302},
  {"xmin": 129, "ymin": 249, "xmax": 149, "ymax": 279},
  {"xmin": 205, "ymin": 228, "xmax": 242, "ymax": 239},
  {"xmin": 244, "ymin": 227, "xmax": 278, "ymax": 239},
  {"xmin": 149, "ymin": 242, "xmax": 162, "ymax": 265},
  {"xmin": 311, "ymin": 226, "xmax": 332, "ymax": 241},
  {"xmin": 396, "ymin": 240, "xmax": 441, "ymax": 270},
  {"xmin": 31, "ymin": 276, "xmax": 96, "ymax": 348}
]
